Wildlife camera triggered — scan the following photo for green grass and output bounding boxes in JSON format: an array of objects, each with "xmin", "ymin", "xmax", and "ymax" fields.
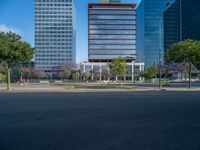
[
  {"xmin": 65, "ymin": 86, "xmax": 76, "ymax": 91},
  {"xmin": 126, "ymin": 87, "xmax": 137, "ymax": 91}
]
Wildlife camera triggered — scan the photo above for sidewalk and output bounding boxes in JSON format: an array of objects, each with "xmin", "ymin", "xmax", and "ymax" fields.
[{"xmin": 1, "ymin": 84, "xmax": 200, "ymax": 93}]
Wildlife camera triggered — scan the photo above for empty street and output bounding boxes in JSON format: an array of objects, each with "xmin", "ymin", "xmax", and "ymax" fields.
[{"xmin": 0, "ymin": 91, "xmax": 200, "ymax": 150}]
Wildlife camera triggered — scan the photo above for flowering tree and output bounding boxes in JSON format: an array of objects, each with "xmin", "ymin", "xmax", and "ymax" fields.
[
  {"xmin": 31, "ymin": 68, "xmax": 46, "ymax": 79},
  {"xmin": 90, "ymin": 67, "xmax": 100, "ymax": 80},
  {"xmin": 101, "ymin": 68, "xmax": 111, "ymax": 81},
  {"xmin": 58, "ymin": 63, "xmax": 76, "ymax": 80}
]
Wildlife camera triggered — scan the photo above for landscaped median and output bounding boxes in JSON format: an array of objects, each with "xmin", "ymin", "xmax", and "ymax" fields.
[
  {"xmin": 1, "ymin": 83, "xmax": 200, "ymax": 93},
  {"xmin": 0, "ymin": 82, "xmax": 150, "ymax": 93}
]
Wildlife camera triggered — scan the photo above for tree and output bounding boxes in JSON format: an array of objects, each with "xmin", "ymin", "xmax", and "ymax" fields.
[
  {"xmin": 166, "ymin": 39, "xmax": 200, "ymax": 88},
  {"xmin": 109, "ymin": 57, "xmax": 128, "ymax": 82},
  {"xmin": 101, "ymin": 68, "xmax": 111, "ymax": 81},
  {"xmin": 173, "ymin": 63, "xmax": 187, "ymax": 82},
  {"xmin": 31, "ymin": 68, "xmax": 46, "ymax": 79},
  {"xmin": 0, "ymin": 32, "xmax": 35, "ymax": 90},
  {"xmin": 90, "ymin": 67, "xmax": 100, "ymax": 80},
  {"xmin": 0, "ymin": 64, "xmax": 6, "ymax": 82},
  {"xmin": 140, "ymin": 65, "xmax": 158, "ymax": 81},
  {"xmin": 72, "ymin": 67, "xmax": 81, "ymax": 85},
  {"xmin": 161, "ymin": 64, "xmax": 173, "ymax": 85},
  {"xmin": 59, "ymin": 63, "xmax": 75, "ymax": 80},
  {"xmin": 82, "ymin": 72, "xmax": 89, "ymax": 81}
]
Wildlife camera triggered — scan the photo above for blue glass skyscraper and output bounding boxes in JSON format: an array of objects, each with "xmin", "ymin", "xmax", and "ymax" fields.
[
  {"xmin": 164, "ymin": 0, "xmax": 200, "ymax": 53},
  {"xmin": 137, "ymin": 0, "xmax": 174, "ymax": 67}
]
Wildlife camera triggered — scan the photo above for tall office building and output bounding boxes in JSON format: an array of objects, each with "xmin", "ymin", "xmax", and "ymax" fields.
[
  {"xmin": 164, "ymin": 0, "xmax": 200, "ymax": 52},
  {"xmin": 137, "ymin": 0, "xmax": 174, "ymax": 67},
  {"xmin": 35, "ymin": 0, "xmax": 76, "ymax": 71},
  {"xmin": 164, "ymin": 0, "xmax": 181, "ymax": 52},
  {"xmin": 88, "ymin": 2, "xmax": 137, "ymax": 62}
]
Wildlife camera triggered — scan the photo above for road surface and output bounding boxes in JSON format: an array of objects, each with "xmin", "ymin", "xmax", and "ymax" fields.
[{"xmin": 0, "ymin": 91, "xmax": 200, "ymax": 150}]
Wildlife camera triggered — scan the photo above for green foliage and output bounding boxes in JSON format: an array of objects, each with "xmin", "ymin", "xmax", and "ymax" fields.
[
  {"xmin": 0, "ymin": 65, "xmax": 6, "ymax": 82},
  {"xmin": 0, "ymin": 32, "xmax": 35, "ymax": 67},
  {"xmin": 140, "ymin": 65, "xmax": 158, "ymax": 80},
  {"xmin": 0, "ymin": 32, "xmax": 35, "ymax": 89},
  {"xmin": 82, "ymin": 72, "xmax": 89, "ymax": 81},
  {"xmin": 166, "ymin": 39, "xmax": 200, "ymax": 88},
  {"xmin": 109, "ymin": 57, "xmax": 128, "ymax": 80},
  {"xmin": 166, "ymin": 39, "xmax": 200, "ymax": 65}
]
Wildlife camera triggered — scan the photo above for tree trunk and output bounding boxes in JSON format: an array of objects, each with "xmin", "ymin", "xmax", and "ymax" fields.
[
  {"xmin": 7, "ymin": 67, "xmax": 11, "ymax": 90},
  {"xmin": 181, "ymin": 73, "xmax": 183, "ymax": 82},
  {"xmin": 189, "ymin": 63, "xmax": 192, "ymax": 89}
]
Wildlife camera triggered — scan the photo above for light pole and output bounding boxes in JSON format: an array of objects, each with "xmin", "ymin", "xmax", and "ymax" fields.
[
  {"xmin": 179, "ymin": 0, "xmax": 182, "ymax": 42},
  {"xmin": 51, "ymin": 55, "xmax": 53, "ymax": 85},
  {"xmin": 27, "ymin": 61, "xmax": 30, "ymax": 85},
  {"xmin": 159, "ymin": 2, "xmax": 172, "ymax": 89}
]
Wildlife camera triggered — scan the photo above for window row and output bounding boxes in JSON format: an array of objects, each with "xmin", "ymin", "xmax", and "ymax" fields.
[
  {"xmin": 36, "ymin": 33, "xmax": 72, "ymax": 36},
  {"xmin": 89, "ymin": 45, "xmax": 136, "ymax": 49},
  {"xmin": 35, "ymin": 22, "xmax": 72, "ymax": 26},
  {"xmin": 89, "ymin": 55, "xmax": 135, "ymax": 59},
  {"xmin": 89, "ymin": 20, "xmax": 135, "ymax": 25},
  {"xmin": 35, "ymin": 54, "xmax": 72, "ymax": 57},
  {"xmin": 89, "ymin": 40, "xmax": 136, "ymax": 45},
  {"xmin": 89, "ymin": 25, "xmax": 136, "ymax": 29},
  {"xmin": 89, "ymin": 30, "xmax": 136, "ymax": 34},
  {"xmin": 89, "ymin": 10, "xmax": 135, "ymax": 15},
  {"xmin": 35, "ymin": 4, "xmax": 72, "ymax": 7},
  {"xmin": 35, "ymin": 11, "xmax": 72, "ymax": 14},
  {"xmin": 36, "ymin": 42, "xmax": 72, "ymax": 45},
  {"xmin": 36, "ymin": 15, "xmax": 72, "ymax": 18},
  {"xmin": 35, "ymin": 61, "xmax": 72, "ymax": 66},
  {"xmin": 35, "ymin": 8, "xmax": 72, "ymax": 11},
  {"xmin": 89, "ymin": 50, "xmax": 136, "ymax": 55},
  {"xmin": 89, "ymin": 15, "xmax": 136, "ymax": 20},
  {"xmin": 35, "ymin": 31, "xmax": 72, "ymax": 34},
  {"xmin": 35, "ymin": 39, "xmax": 72, "ymax": 41},
  {"xmin": 36, "ymin": 0, "xmax": 72, "ymax": 2},
  {"xmin": 89, "ymin": 35, "xmax": 136, "ymax": 39},
  {"xmin": 35, "ymin": 27, "xmax": 72, "ymax": 30},
  {"xmin": 36, "ymin": 51, "xmax": 72, "ymax": 53},
  {"xmin": 35, "ymin": 19, "xmax": 72, "ymax": 22}
]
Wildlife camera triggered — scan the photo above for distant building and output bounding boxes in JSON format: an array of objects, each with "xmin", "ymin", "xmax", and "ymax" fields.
[
  {"xmin": 137, "ymin": 0, "xmax": 174, "ymax": 67},
  {"xmin": 83, "ymin": 1, "xmax": 144, "ymax": 81},
  {"xmin": 88, "ymin": 2, "xmax": 137, "ymax": 62},
  {"xmin": 34, "ymin": 0, "xmax": 76, "ymax": 72},
  {"xmin": 164, "ymin": 0, "xmax": 200, "ymax": 52},
  {"xmin": 81, "ymin": 61, "xmax": 144, "ymax": 81}
]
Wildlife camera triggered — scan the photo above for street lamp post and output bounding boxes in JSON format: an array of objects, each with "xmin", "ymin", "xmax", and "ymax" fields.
[
  {"xmin": 159, "ymin": 2, "xmax": 172, "ymax": 89},
  {"xmin": 159, "ymin": 13, "xmax": 163, "ymax": 90}
]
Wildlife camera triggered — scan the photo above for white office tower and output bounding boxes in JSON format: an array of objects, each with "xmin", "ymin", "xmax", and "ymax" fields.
[{"xmin": 35, "ymin": 0, "xmax": 76, "ymax": 71}]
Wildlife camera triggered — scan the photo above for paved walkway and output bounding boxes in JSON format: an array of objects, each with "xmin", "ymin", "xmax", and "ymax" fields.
[{"xmin": 1, "ymin": 84, "xmax": 200, "ymax": 92}]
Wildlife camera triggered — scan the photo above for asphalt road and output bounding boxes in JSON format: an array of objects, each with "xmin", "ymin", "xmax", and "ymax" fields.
[{"xmin": 0, "ymin": 91, "xmax": 200, "ymax": 150}]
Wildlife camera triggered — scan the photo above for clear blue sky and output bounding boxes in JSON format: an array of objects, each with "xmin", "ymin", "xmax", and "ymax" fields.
[{"xmin": 0, "ymin": 0, "xmax": 141, "ymax": 63}]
